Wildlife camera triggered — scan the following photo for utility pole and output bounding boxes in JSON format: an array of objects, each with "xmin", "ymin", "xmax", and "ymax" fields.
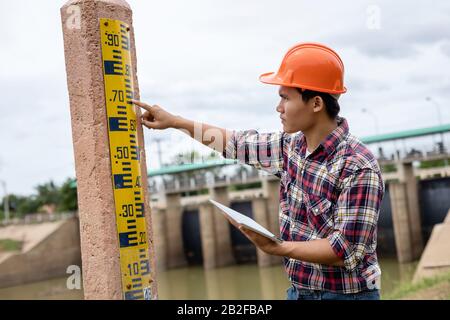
[
  {"xmin": 362, "ymin": 107, "xmax": 383, "ymax": 157},
  {"xmin": 425, "ymin": 97, "xmax": 446, "ymax": 154},
  {"xmin": 0, "ymin": 181, "xmax": 9, "ymax": 224},
  {"xmin": 154, "ymin": 137, "xmax": 164, "ymax": 168}
]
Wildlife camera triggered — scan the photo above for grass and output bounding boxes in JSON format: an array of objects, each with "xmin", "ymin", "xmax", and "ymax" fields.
[
  {"xmin": 0, "ymin": 239, "xmax": 22, "ymax": 252},
  {"xmin": 419, "ymin": 159, "xmax": 448, "ymax": 169},
  {"xmin": 181, "ymin": 188, "xmax": 209, "ymax": 197},
  {"xmin": 230, "ymin": 181, "xmax": 262, "ymax": 191},
  {"xmin": 382, "ymin": 164, "xmax": 397, "ymax": 173},
  {"xmin": 383, "ymin": 270, "xmax": 450, "ymax": 300}
]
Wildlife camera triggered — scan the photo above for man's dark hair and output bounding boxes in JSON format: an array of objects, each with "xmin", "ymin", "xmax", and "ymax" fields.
[{"xmin": 296, "ymin": 88, "xmax": 340, "ymax": 119}]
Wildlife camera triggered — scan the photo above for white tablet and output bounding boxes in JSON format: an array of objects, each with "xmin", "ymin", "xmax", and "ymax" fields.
[{"xmin": 209, "ymin": 199, "xmax": 283, "ymax": 244}]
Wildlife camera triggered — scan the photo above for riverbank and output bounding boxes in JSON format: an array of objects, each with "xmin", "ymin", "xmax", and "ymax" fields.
[
  {"xmin": 0, "ymin": 259, "xmax": 419, "ymax": 299},
  {"xmin": 383, "ymin": 270, "xmax": 450, "ymax": 300},
  {"xmin": 0, "ymin": 218, "xmax": 81, "ymax": 288}
]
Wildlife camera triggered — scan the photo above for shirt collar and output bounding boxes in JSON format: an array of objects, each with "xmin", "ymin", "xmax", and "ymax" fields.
[{"xmin": 298, "ymin": 116, "xmax": 349, "ymax": 158}]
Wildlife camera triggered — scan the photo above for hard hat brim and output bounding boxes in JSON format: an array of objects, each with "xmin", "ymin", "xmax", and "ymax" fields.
[
  {"xmin": 259, "ymin": 72, "xmax": 347, "ymax": 94},
  {"xmin": 259, "ymin": 72, "xmax": 284, "ymax": 85}
]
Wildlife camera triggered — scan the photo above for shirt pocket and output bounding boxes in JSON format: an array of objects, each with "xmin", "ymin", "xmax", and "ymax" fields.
[{"xmin": 305, "ymin": 193, "xmax": 335, "ymax": 238}]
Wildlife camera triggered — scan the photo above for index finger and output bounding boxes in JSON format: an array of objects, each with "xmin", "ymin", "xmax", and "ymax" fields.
[{"xmin": 131, "ymin": 99, "xmax": 152, "ymax": 112}]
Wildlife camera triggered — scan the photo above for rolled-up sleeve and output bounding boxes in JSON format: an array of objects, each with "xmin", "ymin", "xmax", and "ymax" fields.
[
  {"xmin": 222, "ymin": 130, "xmax": 290, "ymax": 177},
  {"xmin": 327, "ymin": 168, "xmax": 384, "ymax": 272}
]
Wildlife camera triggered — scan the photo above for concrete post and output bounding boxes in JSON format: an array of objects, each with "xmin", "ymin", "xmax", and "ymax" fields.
[
  {"xmin": 165, "ymin": 192, "xmax": 187, "ymax": 268},
  {"xmin": 389, "ymin": 182, "xmax": 422, "ymax": 263},
  {"xmin": 397, "ymin": 162, "xmax": 424, "ymax": 259},
  {"xmin": 199, "ymin": 203, "xmax": 217, "ymax": 270},
  {"xmin": 152, "ymin": 207, "xmax": 168, "ymax": 271},
  {"xmin": 251, "ymin": 197, "xmax": 272, "ymax": 267},
  {"xmin": 390, "ymin": 182, "xmax": 414, "ymax": 263},
  {"xmin": 199, "ymin": 186, "xmax": 235, "ymax": 269},
  {"xmin": 61, "ymin": 0, "xmax": 157, "ymax": 299},
  {"xmin": 262, "ymin": 176, "xmax": 283, "ymax": 265},
  {"xmin": 209, "ymin": 186, "xmax": 234, "ymax": 266}
]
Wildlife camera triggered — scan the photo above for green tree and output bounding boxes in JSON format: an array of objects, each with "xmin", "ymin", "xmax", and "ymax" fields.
[
  {"xmin": 0, "ymin": 178, "xmax": 79, "ymax": 218},
  {"xmin": 172, "ymin": 150, "xmax": 202, "ymax": 165},
  {"xmin": 35, "ymin": 180, "xmax": 60, "ymax": 208},
  {"xmin": 58, "ymin": 178, "xmax": 78, "ymax": 211},
  {"xmin": 3, "ymin": 194, "xmax": 40, "ymax": 217}
]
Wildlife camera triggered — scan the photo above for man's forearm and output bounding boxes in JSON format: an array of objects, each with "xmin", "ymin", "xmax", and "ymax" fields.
[
  {"xmin": 173, "ymin": 116, "xmax": 233, "ymax": 154},
  {"xmin": 277, "ymin": 238, "xmax": 344, "ymax": 267}
]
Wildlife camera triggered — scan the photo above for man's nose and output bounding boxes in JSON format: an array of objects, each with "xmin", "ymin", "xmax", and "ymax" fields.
[{"xmin": 276, "ymin": 103, "xmax": 284, "ymax": 113}]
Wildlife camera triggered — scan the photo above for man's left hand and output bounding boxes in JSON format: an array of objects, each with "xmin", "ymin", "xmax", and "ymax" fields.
[{"xmin": 239, "ymin": 226, "xmax": 285, "ymax": 256}]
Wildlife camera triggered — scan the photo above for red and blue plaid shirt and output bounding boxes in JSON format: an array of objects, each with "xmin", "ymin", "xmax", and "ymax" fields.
[{"xmin": 223, "ymin": 117, "xmax": 384, "ymax": 294}]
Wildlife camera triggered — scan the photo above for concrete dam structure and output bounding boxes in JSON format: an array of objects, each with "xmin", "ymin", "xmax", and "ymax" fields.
[
  {"xmin": 0, "ymin": 217, "xmax": 81, "ymax": 288},
  {"xmin": 150, "ymin": 164, "xmax": 450, "ymax": 271},
  {"xmin": 1, "ymin": 162, "xmax": 449, "ymax": 288}
]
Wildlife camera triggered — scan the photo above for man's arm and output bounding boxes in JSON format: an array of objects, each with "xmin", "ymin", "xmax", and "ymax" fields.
[
  {"xmin": 132, "ymin": 99, "xmax": 232, "ymax": 153},
  {"xmin": 326, "ymin": 169, "xmax": 384, "ymax": 271},
  {"xmin": 238, "ymin": 225, "xmax": 344, "ymax": 267},
  {"xmin": 173, "ymin": 116, "xmax": 233, "ymax": 154},
  {"xmin": 239, "ymin": 168, "xmax": 383, "ymax": 270},
  {"xmin": 224, "ymin": 215, "xmax": 343, "ymax": 266},
  {"xmin": 279, "ymin": 238, "xmax": 345, "ymax": 266},
  {"xmin": 133, "ymin": 99, "xmax": 290, "ymax": 176}
]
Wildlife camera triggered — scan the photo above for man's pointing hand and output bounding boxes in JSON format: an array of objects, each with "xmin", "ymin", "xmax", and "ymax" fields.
[{"xmin": 131, "ymin": 99, "xmax": 177, "ymax": 130}]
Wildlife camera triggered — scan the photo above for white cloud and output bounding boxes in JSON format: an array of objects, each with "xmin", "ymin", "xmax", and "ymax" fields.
[{"xmin": 0, "ymin": 0, "xmax": 449, "ymax": 194}]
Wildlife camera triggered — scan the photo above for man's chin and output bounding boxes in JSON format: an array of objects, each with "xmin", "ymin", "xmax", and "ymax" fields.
[
  {"xmin": 283, "ymin": 126, "xmax": 302, "ymax": 134},
  {"xmin": 282, "ymin": 125, "xmax": 295, "ymax": 134}
]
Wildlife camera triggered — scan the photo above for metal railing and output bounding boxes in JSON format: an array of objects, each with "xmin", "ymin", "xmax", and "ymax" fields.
[
  {"xmin": 149, "ymin": 168, "xmax": 265, "ymax": 194},
  {"xmin": 0, "ymin": 211, "xmax": 77, "ymax": 227}
]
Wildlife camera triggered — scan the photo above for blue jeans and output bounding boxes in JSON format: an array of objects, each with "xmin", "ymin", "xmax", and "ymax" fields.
[{"xmin": 286, "ymin": 286, "xmax": 380, "ymax": 300}]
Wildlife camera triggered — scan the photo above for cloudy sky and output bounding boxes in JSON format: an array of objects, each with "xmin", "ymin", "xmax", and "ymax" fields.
[{"xmin": 1, "ymin": 0, "xmax": 450, "ymax": 195}]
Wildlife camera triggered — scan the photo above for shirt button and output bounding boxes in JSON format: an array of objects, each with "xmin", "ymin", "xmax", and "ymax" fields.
[{"xmin": 314, "ymin": 208, "xmax": 319, "ymax": 213}]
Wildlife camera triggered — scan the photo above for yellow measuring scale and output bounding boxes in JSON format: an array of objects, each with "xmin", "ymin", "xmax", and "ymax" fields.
[{"xmin": 100, "ymin": 18, "xmax": 152, "ymax": 300}]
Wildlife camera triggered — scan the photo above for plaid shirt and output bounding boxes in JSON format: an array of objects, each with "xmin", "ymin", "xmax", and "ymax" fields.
[{"xmin": 223, "ymin": 117, "xmax": 384, "ymax": 294}]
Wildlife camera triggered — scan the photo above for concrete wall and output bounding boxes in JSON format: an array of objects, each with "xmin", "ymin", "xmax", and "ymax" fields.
[
  {"xmin": 262, "ymin": 177, "xmax": 284, "ymax": 266},
  {"xmin": 165, "ymin": 193, "xmax": 187, "ymax": 268},
  {"xmin": 413, "ymin": 209, "xmax": 450, "ymax": 282},
  {"xmin": 209, "ymin": 186, "xmax": 234, "ymax": 267},
  {"xmin": 199, "ymin": 203, "xmax": 218, "ymax": 270},
  {"xmin": 154, "ymin": 169, "xmax": 439, "ymax": 268},
  {"xmin": 151, "ymin": 207, "xmax": 168, "ymax": 272},
  {"xmin": 0, "ymin": 218, "xmax": 81, "ymax": 288},
  {"xmin": 151, "ymin": 178, "xmax": 283, "ymax": 270},
  {"xmin": 390, "ymin": 163, "xmax": 424, "ymax": 263},
  {"xmin": 251, "ymin": 197, "xmax": 272, "ymax": 267}
]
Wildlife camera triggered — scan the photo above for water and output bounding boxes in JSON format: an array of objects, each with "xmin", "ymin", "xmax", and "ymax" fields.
[{"xmin": 0, "ymin": 258, "xmax": 417, "ymax": 300}]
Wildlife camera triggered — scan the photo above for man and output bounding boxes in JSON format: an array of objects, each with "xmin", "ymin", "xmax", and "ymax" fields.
[{"xmin": 132, "ymin": 42, "xmax": 384, "ymax": 300}]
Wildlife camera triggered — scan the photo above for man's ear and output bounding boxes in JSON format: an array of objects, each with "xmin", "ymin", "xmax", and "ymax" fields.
[{"xmin": 312, "ymin": 96, "xmax": 324, "ymax": 113}]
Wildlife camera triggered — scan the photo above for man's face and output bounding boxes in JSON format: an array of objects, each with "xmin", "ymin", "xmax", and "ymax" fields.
[{"xmin": 276, "ymin": 86, "xmax": 315, "ymax": 133}]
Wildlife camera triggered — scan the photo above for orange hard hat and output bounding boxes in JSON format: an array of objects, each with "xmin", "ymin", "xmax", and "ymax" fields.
[{"xmin": 259, "ymin": 42, "xmax": 347, "ymax": 94}]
